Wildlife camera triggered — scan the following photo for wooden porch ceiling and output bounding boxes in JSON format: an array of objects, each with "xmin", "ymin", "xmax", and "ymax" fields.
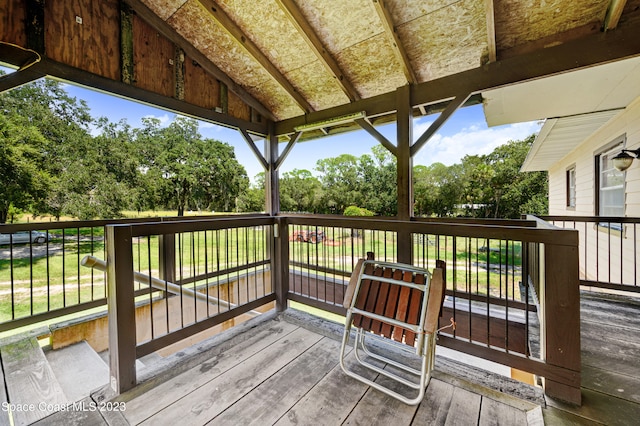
[{"xmin": 1, "ymin": 0, "xmax": 640, "ymax": 141}]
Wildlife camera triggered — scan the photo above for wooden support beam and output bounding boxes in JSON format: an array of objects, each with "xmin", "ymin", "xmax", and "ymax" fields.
[
  {"xmin": 485, "ymin": 0, "xmax": 497, "ymax": 62},
  {"xmin": 25, "ymin": 0, "xmax": 45, "ymax": 53},
  {"xmin": 274, "ymin": 131, "xmax": 301, "ymax": 171},
  {"xmin": 396, "ymin": 85, "xmax": 413, "ymax": 264},
  {"xmin": 120, "ymin": 2, "xmax": 134, "ymax": 84},
  {"xmin": 276, "ymin": 23, "xmax": 640, "ymax": 136},
  {"xmin": 124, "ymin": 0, "xmax": 274, "ymax": 121},
  {"xmin": 34, "ymin": 57, "xmax": 267, "ymax": 135},
  {"xmin": 274, "ymin": 218, "xmax": 290, "ymax": 312},
  {"xmin": 175, "ymin": 48, "xmax": 185, "ymax": 100},
  {"xmin": 197, "ymin": 0, "xmax": 314, "ymax": 113},
  {"xmin": 106, "ymin": 225, "xmax": 137, "ymax": 394},
  {"xmin": 275, "ymin": 0, "xmax": 360, "ymax": 102},
  {"xmin": 354, "ymin": 118, "xmax": 397, "ymax": 156},
  {"xmin": 373, "ymin": 0, "xmax": 417, "ymax": 84},
  {"xmin": 410, "ymin": 93, "xmax": 470, "ymax": 157},
  {"xmin": 542, "ymin": 241, "xmax": 582, "ymax": 405},
  {"xmin": 603, "ymin": 0, "xmax": 627, "ymax": 30},
  {"xmin": 0, "ymin": 67, "xmax": 44, "ymax": 93},
  {"xmin": 265, "ymin": 125, "xmax": 280, "ymax": 215},
  {"xmin": 239, "ymin": 128, "xmax": 269, "ymax": 170}
]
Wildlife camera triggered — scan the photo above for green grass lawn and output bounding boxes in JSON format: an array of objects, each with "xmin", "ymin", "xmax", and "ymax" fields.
[{"xmin": 1, "ymin": 222, "xmax": 525, "ymax": 326}]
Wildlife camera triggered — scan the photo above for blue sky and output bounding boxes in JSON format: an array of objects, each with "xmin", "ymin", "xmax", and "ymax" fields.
[{"xmin": 3, "ymin": 66, "xmax": 541, "ymax": 182}]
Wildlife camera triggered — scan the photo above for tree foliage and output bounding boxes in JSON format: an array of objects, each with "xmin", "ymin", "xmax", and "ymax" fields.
[
  {"xmin": 1, "ymin": 77, "xmax": 547, "ymax": 222},
  {"xmin": 0, "ymin": 79, "xmax": 249, "ymax": 222}
]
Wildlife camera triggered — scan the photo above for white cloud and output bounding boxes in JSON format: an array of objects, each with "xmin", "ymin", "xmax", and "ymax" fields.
[
  {"xmin": 142, "ymin": 113, "xmax": 172, "ymax": 126},
  {"xmin": 412, "ymin": 121, "xmax": 541, "ymax": 167}
]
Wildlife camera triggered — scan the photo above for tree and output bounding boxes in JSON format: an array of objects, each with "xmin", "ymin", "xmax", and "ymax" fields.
[
  {"xmin": 414, "ymin": 162, "xmax": 460, "ymax": 217},
  {"xmin": 0, "ymin": 114, "xmax": 50, "ymax": 223},
  {"xmin": 237, "ymin": 172, "xmax": 265, "ymax": 213},
  {"xmin": 135, "ymin": 117, "xmax": 249, "ymax": 215},
  {"xmin": 316, "ymin": 154, "xmax": 363, "ymax": 214},
  {"xmin": 359, "ymin": 145, "xmax": 397, "ymax": 216},
  {"xmin": 280, "ymin": 169, "xmax": 322, "ymax": 213}
]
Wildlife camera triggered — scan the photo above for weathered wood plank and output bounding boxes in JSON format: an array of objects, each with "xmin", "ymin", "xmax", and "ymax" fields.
[
  {"xmin": 209, "ymin": 337, "xmax": 341, "ymax": 425},
  {"xmin": 342, "ymin": 364, "xmax": 420, "ymax": 425},
  {"xmin": 541, "ymin": 405, "xmax": 602, "ymax": 426},
  {"xmin": 137, "ymin": 327, "xmax": 322, "ymax": 425},
  {"xmin": 581, "ymin": 333, "xmax": 640, "ymax": 378},
  {"xmin": 444, "ymin": 387, "xmax": 482, "ymax": 426},
  {"xmin": 580, "ymin": 296, "xmax": 640, "ymax": 327},
  {"xmin": 1, "ymin": 338, "xmax": 68, "ymax": 426},
  {"xmin": 0, "ymin": 353, "xmax": 10, "ymax": 426},
  {"xmin": 31, "ymin": 397, "xmax": 107, "ymax": 426},
  {"xmin": 546, "ymin": 387, "xmax": 640, "ymax": 426},
  {"xmin": 411, "ymin": 378, "xmax": 455, "ymax": 425},
  {"xmin": 45, "ymin": 341, "xmax": 109, "ymax": 403},
  {"xmin": 274, "ymin": 353, "xmax": 378, "ymax": 426},
  {"xmin": 478, "ymin": 396, "xmax": 527, "ymax": 426},
  {"xmin": 581, "ymin": 319, "xmax": 640, "ymax": 347},
  {"xmin": 123, "ymin": 320, "xmax": 300, "ymax": 424},
  {"xmin": 582, "ymin": 364, "xmax": 640, "ymax": 404}
]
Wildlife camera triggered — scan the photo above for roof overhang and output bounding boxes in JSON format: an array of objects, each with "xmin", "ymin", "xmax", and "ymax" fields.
[
  {"xmin": 483, "ymin": 55, "xmax": 640, "ymax": 127},
  {"xmin": 520, "ymin": 109, "xmax": 622, "ymax": 171}
]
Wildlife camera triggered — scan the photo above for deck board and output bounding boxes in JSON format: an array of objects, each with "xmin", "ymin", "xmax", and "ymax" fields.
[
  {"xmin": 273, "ymin": 356, "xmax": 376, "ymax": 426},
  {"xmin": 137, "ymin": 327, "xmax": 322, "ymax": 425},
  {"xmin": 411, "ymin": 378, "xmax": 455, "ymax": 425},
  {"xmin": 443, "ymin": 387, "xmax": 482, "ymax": 426},
  {"xmin": 209, "ymin": 337, "xmax": 342, "ymax": 425},
  {"xmin": 123, "ymin": 320, "xmax": 300, "ymax": 424},
  {"xmin": 119, "ymin": 313, "xmax": 541, "ymax": 426},
  {"xmin": 582, "ymin": 364, "xmax": 640, "ymax": 403},
  {"xmin": 341, "ymin": 362, "xmax": 427, "ymax": 425},
  {"xmin": 478, "ymin": 397, "xmax": 527, "ymax": 425},
  {"xmin": 0, "ymin": 338, "xmax": 68, "ymax": 426}
]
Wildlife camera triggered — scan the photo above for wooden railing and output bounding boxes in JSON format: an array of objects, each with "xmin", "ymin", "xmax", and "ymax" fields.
[
  {"xmin": 104, "ymin": 215, "xmax": 275, "ymax": 392},
  {"xmin": 0, "ymin": 215, "xmax": 249, "ymax": 332},
  {"xmin": 3, "ymin": 214, "xmax": 582, "ymax": 405},
  {"xmin": 282, "ymin": 215, "xmax": 581, "ymax": 404},
  {"xmin": 538, "ymin": 216, "xmax": 639, "ymax": 293}
]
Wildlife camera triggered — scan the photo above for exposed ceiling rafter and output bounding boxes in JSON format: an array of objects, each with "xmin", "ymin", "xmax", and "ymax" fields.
[
  {"xmin": 274, "ymin": 0, "xmax": 360, "ymax": 102},
  {"xmin": 485, "ymin": 0, "xmax": 497, "ymax": 62},
  {"xmin": 276, "ymin": 23, "xmax": 640, "ymax": 136},
  {"xmin": 0, "ymin": 66, "xmax": 44, "ymax": 93},
  {"xmin": 603, "ymin": 0, "xmax": 628, "ymax": 30},
  {"xmin": 125, "ymin": 0, "xmax": 275, "ymax": 122},
  {"xmin": 197, "ymin": 0, "xmax": 314, "ymax": 114},
  {"xmin": 372, "ymin": 0, "xmax": 417, "ymax": 84}
]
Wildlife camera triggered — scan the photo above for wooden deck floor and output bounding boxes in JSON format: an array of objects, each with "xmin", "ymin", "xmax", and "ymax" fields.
[
  {"xmin": 110, "ymin": 312, "xmax": 542, "ymax": 426},
  {"xmin": 543, "ymin": 291, "xmax": 640, "ymax": 425},
  {"xmin": 34, "ymin": 291, "xmax": 640, "ymax": 426}
]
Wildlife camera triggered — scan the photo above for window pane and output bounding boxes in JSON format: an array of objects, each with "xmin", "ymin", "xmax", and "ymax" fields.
[{"xmin": 598, "ymin": 146, "xmax": 625, "ymax": 216}]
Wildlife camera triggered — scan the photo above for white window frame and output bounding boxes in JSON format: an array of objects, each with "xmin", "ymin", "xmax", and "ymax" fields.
[{"xmin": 566, "ymin": 166, "xmax": 576, "ymax": 209}]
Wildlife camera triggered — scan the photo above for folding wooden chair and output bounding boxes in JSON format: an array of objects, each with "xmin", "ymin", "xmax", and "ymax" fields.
[{"xmin": 339, "ymin": 256, "xmax": 446, "ymax": 405}]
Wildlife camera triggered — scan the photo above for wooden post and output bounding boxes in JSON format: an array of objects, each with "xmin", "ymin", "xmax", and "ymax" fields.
[
  {"xmin": 274, "ymin": 218, "xmax": 289, "ymax": 312},
  {"xmin": 542, "ymin": 241, "xmax": 581, "ymax": 405},
  {"xmin": 106, "ymin": 225, "xmax": 137, "ymax": 394},
  {"xmin": 159, "ymin": 233, "xmax": 176, "ymax": 285},
  {"xmin": 396, "ymin": 85, "xmax": 413, "ymax": 264},
  {"xmin": 265, "ymin": 123, "xmax": 280, "ymax": 216},
  {"xmin": 265, "ymin": 123, "xmax": 287, "ymax": 310}
]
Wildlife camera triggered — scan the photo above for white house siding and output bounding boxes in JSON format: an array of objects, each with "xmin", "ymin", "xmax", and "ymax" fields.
[{"xmin": 547, "ymin": 95, "xmax": 640, "ymax": 286}]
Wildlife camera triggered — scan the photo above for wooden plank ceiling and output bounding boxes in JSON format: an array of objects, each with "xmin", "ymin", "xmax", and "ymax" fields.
[{"xmin": 1, "ymin": 0, "xmax": 640, "ymax": 139}]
